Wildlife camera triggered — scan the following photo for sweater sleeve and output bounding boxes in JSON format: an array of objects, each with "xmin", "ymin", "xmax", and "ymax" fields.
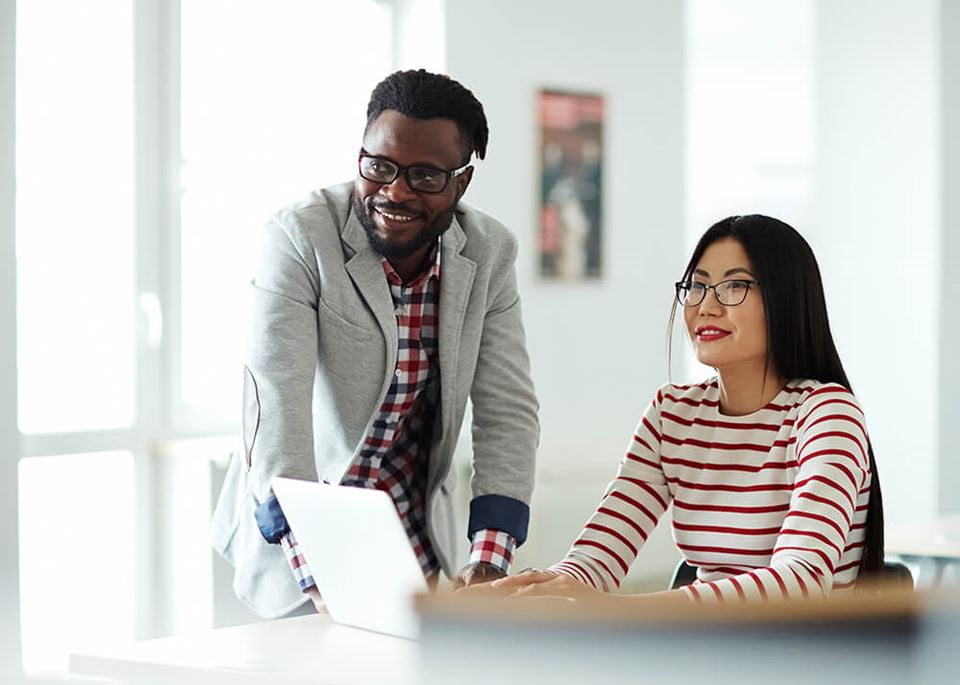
[
  {"xmin": 549, "ymin": 393, "xmax": 672, "ymax": 591},
  {"xmin": 683, "ymin": 385, "xmax": 870, "ymax": 603}
]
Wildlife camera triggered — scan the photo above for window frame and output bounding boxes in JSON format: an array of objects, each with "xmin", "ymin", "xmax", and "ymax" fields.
[{"xmin": 1, "ymin": 0, "xmax": 22, "ymax": 673}]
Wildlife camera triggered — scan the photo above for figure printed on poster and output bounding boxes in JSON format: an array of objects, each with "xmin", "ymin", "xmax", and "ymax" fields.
[{"xmin": 538, "ymin": 90, "xmax": 603, "ymax": 279}]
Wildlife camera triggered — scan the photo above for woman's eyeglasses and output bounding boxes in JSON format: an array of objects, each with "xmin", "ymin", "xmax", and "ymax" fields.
[{"xmin": 675, "ymin": 279, "xmax": 760, "ymax": 307}]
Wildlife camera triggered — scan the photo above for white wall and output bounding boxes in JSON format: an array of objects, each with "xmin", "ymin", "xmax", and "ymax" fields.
[
  {"xmin": 814, "ymin": 0, "xmax": 942, "ymax": 525},
  {"xmin": 0, "ymin": 0, "xmax": 22, "ymax": 680},
  {"xmin": 444, "ymin": 0, "xmax": 686, "ymax": 587},
  {"xmin": 442, "ymin": 0, "xmax": 957, "ymax": 577},
  {"xmin": 393, "ymin": 0, "xmax": 445, "ymax": 72},
  {"xmin": 939, "ymin": 0, "xmax": 960, "ymax": 514}
]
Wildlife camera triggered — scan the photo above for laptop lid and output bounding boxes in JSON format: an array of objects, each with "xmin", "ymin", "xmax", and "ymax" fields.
[{"xmin": 271, "ymin": 477, "xmax": 428, "ymax": 639}]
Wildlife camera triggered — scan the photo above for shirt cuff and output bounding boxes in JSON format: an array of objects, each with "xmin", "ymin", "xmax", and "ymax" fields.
[
  {"xmin": 467, "ymin": 495, "xmax": 530, "ymax": 545},
  {"xmin": 280, "ymin": 529, "xmax": 316, "ymax": 592},
  {"xmin": 254, "ymin": 494, "xmax": 290, "ymax": 543},
  {"xmin": 468, "ymin": 529, "xmax": 517, "ymax": 573}
]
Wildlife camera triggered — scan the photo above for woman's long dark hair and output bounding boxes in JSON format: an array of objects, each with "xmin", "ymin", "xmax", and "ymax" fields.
[{"xmin": 668, "ymin": 215, "xmax": 884, "ymax": 577}]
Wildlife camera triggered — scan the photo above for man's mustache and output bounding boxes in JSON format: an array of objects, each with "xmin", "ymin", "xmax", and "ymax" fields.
[{"xmin": 368, "ymin": 199, "xmax": 422, "ymax": 216}]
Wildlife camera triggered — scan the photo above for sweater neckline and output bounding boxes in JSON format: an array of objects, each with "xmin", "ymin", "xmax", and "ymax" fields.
[{"xmin": 710, "ymin": 378, "xmax": 802, "ymax": 419}]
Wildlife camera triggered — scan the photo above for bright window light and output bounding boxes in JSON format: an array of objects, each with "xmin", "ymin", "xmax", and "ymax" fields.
[
  {"xmin": 15, "ymin": 0, "xmax": 136, "ymax": 434},
  {"xmin": 687, "ymin": 0, "xmax": 815, "ymax": 239},
  {"xmin": 179, "ymin": 0, "xmax": 393, "ymax": 420},
  {"xmin": 683, "ymin": 0, "xmax": 815, "ymax": 380},
  {"xmin": 18, "ymin": 451, "xmax": 135, "ymax": 676}
]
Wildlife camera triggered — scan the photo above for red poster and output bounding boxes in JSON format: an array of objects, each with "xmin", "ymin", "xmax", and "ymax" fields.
[{"xmin": 538, "ymin": 90, "xmax": 603, "ymax": 279}]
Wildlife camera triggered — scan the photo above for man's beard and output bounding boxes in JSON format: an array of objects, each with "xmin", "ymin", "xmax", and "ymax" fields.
[{"xmin": 353, "ymin": 192, "xmax": 456, "ymax": 260}]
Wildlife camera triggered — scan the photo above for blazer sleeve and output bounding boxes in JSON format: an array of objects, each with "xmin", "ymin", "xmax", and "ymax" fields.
[
  {"xmin": 245, "ymin": 214, "xmax": 321, "ymax": 506},
  {"xmin": 467, "ymin": 232, "xmax": 540, "ymax": 545}
]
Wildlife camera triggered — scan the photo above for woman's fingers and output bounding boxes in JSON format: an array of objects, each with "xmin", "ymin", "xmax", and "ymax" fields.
[
  {"xmin": 515, "ymin": 595, "xmax": 577, "ymax": 604},
  {"xmin": 453, "ymin": 580, "xmax": 514, "ymax": 598},
  {"xmin": 455, "ymin": 573, "xmax": 592, "ymax": 606},
  {"xmin": 490, "ymin": 570, "xmax": 558, "ymax": 588},
  {"xmin": 506, "ymin": 576, "xmax": 568, "ymax": 598},
  {"xmin": 504, "ymin": 574, "xmax": 603, "ymax": 603}
]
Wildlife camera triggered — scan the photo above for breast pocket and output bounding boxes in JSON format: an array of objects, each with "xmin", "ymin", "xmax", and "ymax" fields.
[
  {"xmin": 315, "ymin": 297, "xmax": 383, "ymax": 422},
  {"xmin": 316, "ymin": 296, "xmax": 374, "ymax": 345}
]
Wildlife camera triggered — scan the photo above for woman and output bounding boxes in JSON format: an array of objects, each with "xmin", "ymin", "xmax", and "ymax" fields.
[{"xmin": 493, "ymin": 215, "xmax": 883, "ymax": 603}]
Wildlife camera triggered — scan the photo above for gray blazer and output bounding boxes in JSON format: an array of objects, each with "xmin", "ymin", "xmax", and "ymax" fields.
[{"xmin": 211, "ymin": 182, "xmax": 539, "ymax": 617}]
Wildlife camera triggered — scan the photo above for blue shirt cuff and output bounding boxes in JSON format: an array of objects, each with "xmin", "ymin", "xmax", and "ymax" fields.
[
  {"xmin": 467, "ymin": 494, "xmax": 530, "ymax": 546},
  {"xmin": 254, "ymin": 494, "xmax": 290, "ymax": 543}
]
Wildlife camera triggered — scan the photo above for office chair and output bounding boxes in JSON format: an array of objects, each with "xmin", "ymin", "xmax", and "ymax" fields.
[
  {"xmin": 877, "ymin": 560, "xmax": 914, "ymax": 588},
  {"xmin": 669, "ymin": 559, "xmax": 699, "ymax": 590},
  {"xmin": 669, "ymin": 559, "xmax": 914, "ymax": 591}
]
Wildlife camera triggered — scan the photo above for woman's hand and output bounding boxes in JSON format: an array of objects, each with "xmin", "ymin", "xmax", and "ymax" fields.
[
  {"xmin": 494, "ymin": 570, "xmax": 605, "ymax": 602},
  {"xmin": 488, "ymin": 568, "xmax": 558, "ymax": 590},
  {"xmin": 453, "ymin": 568, "xmax": 559, "ymax": 598},
  {"xmin": 455, "ymin": 568, "xmax": 608, "ymax": 604}
]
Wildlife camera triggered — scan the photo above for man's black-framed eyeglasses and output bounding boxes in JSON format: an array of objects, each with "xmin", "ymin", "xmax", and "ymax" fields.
[
  {"xmin": 358, "ymin": 150, "xmax": 471, "ymax": 194},
  {"xmin": 675, "ymin": 279, "xmax": 760, "ymax": 307}
]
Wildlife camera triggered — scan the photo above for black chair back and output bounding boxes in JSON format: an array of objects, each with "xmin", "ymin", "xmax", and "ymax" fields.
[
  {"xmin": 669, "ymin": 560, "xmax": 698, "ymax": 590},
  {"xmin": 879, "ymin": 560, "xmax": 914, "ymax": 588}
]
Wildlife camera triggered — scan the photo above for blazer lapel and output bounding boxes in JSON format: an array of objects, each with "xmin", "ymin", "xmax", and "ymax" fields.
[
  {"xmin": 341, "ymin": 202, "xmax": 477, "ymax": 464},
  {"xmin": 342, "ymin": 208, "xmax": 399, "ymax": 377},
  {"xmin": 438, "ymin": 214, "xmax": 477, "ymax": 442}
]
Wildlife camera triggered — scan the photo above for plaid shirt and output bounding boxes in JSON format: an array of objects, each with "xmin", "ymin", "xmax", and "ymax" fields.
[{"xmin": 281, "ymin": 240, "xmax": 516, "ymax": 591}]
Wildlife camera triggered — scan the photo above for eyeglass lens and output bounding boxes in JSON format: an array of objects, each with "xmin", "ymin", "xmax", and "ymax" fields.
[
  {"xmin": 677, "ymin": 281, "xmax": 751, "ymax": 306},
  {"xmin": 359, "ymin": 156, "xmax": 449, "ymax": 193}
]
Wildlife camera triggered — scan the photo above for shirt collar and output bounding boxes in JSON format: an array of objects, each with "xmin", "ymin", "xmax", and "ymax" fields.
[{"xmin": 381, "ymin": 237, "xmax": 442, "ymax": 287}]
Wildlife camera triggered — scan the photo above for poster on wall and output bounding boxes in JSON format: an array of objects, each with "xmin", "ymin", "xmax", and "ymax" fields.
[{"xmin": 537, "ymin": 90, "xmax": 604, "ymax": 280}]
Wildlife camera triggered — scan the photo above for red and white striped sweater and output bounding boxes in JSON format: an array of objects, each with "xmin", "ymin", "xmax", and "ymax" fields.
[{"xmin": 551, "ymin": 378, "xmax": 871, "ymax": 602}]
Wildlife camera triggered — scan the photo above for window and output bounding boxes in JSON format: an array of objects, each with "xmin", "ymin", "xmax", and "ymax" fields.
[
  {"xmin": 14, "ymin": 0, "xmax": 396, "ymax": 675},
  {"xmin": 14, "ymin": 1, "xmax": 138, "ymax": 674},
  {"xmin": 16, "ymin": 0, "xmax": 136, "ymax": 435},
  {"xmin": 177, "ymin": 0, "xmax": 393, "ymax": 428},
  {"xmin": 683, "ymin": 0, "xmax": 815, "ymax": 377},
  {"xmin": 18, "ymin": 452, "xmax": 135, "ymax": 675}
]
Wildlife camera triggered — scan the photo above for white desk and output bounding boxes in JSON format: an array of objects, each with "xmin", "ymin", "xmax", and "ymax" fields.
[
  {"xmin": 886, "ymin": 514, "xmax": 960, "ymax": 585},
  {"xmin": 69, "ymin": 614, "xmax": 418, "ymax": 685}
]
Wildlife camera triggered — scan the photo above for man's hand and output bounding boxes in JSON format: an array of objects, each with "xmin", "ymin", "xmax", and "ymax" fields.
[
  {"xmin": 451, "ymin": 562, "xmax": 507, "ymax": 591},
  {"xmin": 305, "ymin": 586, "xmax": 328, "ymax": 613}
]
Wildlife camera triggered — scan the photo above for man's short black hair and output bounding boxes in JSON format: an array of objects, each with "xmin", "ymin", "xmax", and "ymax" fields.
[{"xmin": 365, "ymin": 69, "xmax": 489, "ymax": 162}]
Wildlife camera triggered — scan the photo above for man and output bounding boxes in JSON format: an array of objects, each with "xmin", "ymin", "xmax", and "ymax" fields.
[{"xmin": 211, "ymin": 69, "xmax": 540, "ymax": 617}]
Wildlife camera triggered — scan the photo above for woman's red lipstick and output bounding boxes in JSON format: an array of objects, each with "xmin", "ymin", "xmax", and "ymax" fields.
[{"xmin": 695, "ymin": 325, "xmax": 731, "ymax": 342}]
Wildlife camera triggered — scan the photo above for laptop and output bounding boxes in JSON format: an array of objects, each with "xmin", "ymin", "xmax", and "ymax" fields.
[{"xmin": 271, "ymin": 476, "xmax": 429, "ymax": 639}]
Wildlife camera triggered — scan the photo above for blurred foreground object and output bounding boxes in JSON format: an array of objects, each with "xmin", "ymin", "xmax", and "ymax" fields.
[
  {"xmin": 417, "ymin": 585, "xmax": 960, "ymax": 685},
  {"xmin": 886, "ymin": 514, "xmax": 960, "ymax": 586}
]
